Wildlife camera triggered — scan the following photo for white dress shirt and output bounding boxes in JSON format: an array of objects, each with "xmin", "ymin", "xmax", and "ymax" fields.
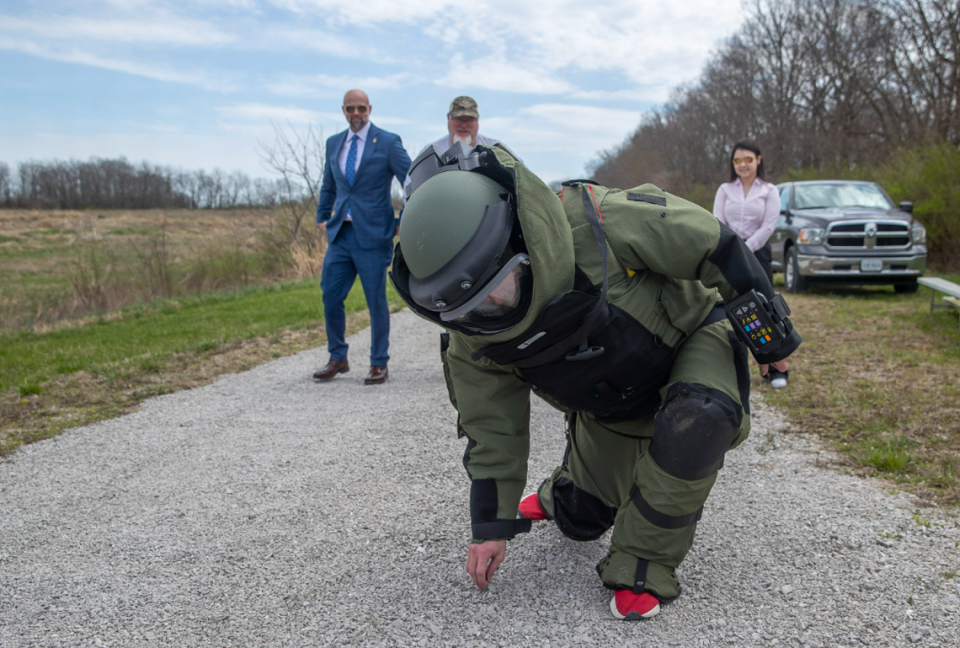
[
  {"xmin": 337, "ymin": 121, "xmax": 371, "ymax": 221},
  {"xmin": 338, "ymin": 121, "xmax": 371, "ymax": 177},
  {"xmin": 712, "ymin": 177, "xmax": 780, "ymax": 251}
]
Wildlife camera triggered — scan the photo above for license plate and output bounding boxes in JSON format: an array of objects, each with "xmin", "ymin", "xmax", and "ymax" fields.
[{"xmin": 861, "ymin": 259, "xmax": 883, "ymax": 272}]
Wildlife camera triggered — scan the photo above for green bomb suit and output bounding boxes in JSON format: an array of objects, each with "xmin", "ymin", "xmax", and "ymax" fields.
[{"xmin": 394, "ymin": 147, "xmax": 800, "ymax": 602}]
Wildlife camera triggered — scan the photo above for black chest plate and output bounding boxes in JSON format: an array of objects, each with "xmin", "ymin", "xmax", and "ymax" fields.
[{"xmin": 476, "ymin": 288, "xmax": 675, "ymax": 423}]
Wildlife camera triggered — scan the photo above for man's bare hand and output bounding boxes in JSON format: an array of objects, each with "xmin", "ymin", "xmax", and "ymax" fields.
[
  {"xmin": 759, "ymin": 356, "xmax": 789, "ymax": 376},
  {"xmin": 466, "ymin": 540, "xmax": 506, "ymax": 590},
  {"xmin": 317, "ymin": 221, "xmax": 327, "ymax": 235}
]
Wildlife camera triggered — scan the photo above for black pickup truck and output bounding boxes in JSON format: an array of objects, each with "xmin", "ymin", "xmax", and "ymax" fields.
[{"xmin": 771, "ymin": 180, "xmax": 927, "ymax": 293}]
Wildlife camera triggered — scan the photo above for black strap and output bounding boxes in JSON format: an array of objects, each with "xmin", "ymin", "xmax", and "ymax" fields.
[
  {"xmin": 630, "ymin": 484, "xmax": 703, "ymax": 529},
  {"xmin": 578, "ymin": 184, "xmax": 609, "ymax": 313},
  {"xmin": 471, "ymin": 518, "xmax": 532, "ymax": 540},
  {"xmin": 627, "ymin": 193, "xmax": 666, "ymax": 206},
  {"xmin": 500, "ymin": 184, "xmax": 611, "ymax": 369},
  {"xmin": 697, "ymin": 304, "xmax": 727, "ymax": 330},
  {"xmin": 633, "ymin": 558, "xmax": 650, "ymax": 593}
]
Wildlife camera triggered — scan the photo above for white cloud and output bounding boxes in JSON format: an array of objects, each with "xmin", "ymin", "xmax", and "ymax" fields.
[
  {"xmin": 568, "ymin": 88, "xmax": 662, "ymax": 104},
  {"xmin": 267, "ymin": 0, "xmax": 457, "ymax": 25},
  {"xmin": 214, "ymin": 102, "xmax": 410, "ymax": 132},
  {"xmin": 267, "ymin": 0, "xmax": 743, "ymax": 101},
  {"xmin": 481, "ymin": 103, "xmax": 642, "ymax": 161},
  {"xmin": 0, "ymin": 36, "xmax": 240, "ymax": 92},
  {"xmin": 265, "ymin": 72, "xmax": 416, "ymax": 98},
  {"xmin": 0, "ymin": 15, "xmax": 235, "ymax": 46},
  {"xmin": 436, "ymin": 54, "xmax": 576, "ymax": 95},
  {"xmin": 251, "ymin": 25, "xmax": 375, "ymax": 57},
  {"xmin": 216, "ymin": 103, "xmax": 327, "ymax": 123}
]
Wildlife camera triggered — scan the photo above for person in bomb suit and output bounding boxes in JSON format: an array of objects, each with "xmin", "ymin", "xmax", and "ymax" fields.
[{"xmin": 390, "ymin": 143, "xmax": 801, "ymax": 620}]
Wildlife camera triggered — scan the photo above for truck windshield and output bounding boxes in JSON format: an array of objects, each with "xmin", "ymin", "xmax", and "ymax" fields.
[{"xmin": 793, "ymin": 183, "xmax": 894, "ymax": 210}]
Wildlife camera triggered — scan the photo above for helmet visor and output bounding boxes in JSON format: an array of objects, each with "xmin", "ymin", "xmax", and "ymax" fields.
[{"xmin": 440, "ymin": 254, "xmax": 530, "ymax": 325}]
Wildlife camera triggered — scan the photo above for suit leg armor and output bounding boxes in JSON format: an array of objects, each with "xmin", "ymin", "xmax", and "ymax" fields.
[{"xmin": 538, "ymin": 318, "xmax": 752, "ymax": 600}]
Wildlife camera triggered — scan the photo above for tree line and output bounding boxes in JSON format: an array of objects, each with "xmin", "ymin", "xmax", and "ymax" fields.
[
  {"xmin": 589, "ymin": 0, "xmax": 960, "ymax": 191},
  {"xmin": 0, "ymin": 157, "xmax": 289, "ymax": 210}
]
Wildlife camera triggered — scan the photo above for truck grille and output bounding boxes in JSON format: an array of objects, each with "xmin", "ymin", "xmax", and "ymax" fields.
[{"xmin": 825, "ymin": 221, "xmax": 911, "ymax": 250}]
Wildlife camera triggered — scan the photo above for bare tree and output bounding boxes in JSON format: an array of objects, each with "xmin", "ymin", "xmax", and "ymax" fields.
[
  {"xmin": 256, "ymin": 121, "xmax": 325, "ymax": 243},
  {"xmin": 591, "ymin": 0, "xmax": 960, "ymax": 189},
  {"xmin": 886, "ymin": 0, "xmax": 960, "ymax": 145},
  {"xmin": 0, "ymin": 163, "xmax": 11, "ymax": 206}
]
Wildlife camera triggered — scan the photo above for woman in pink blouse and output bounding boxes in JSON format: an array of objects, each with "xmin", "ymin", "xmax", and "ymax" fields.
[{"xmin": 713, "ymin": 139, "xmax": 789, "ymax": 389}]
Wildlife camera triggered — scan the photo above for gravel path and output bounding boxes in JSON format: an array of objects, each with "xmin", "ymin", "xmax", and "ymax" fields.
[{"xmin": 1, "ymin": 309, "xmax": 958, "ymax": 648}]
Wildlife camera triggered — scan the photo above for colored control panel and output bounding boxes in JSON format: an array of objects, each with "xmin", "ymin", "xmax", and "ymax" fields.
[{"xmin": 724, "ymin": 290, "xmax": 787, "ymax": 354}]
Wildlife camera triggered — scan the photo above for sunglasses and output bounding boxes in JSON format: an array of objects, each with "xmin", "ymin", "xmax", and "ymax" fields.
[
  {"xmin": 344, "ymin": 105, "xmax": 368, "ymax": 114},
  {"xmin": 733, "ymin": 156, "xmax": 756, "ymax": 165}
]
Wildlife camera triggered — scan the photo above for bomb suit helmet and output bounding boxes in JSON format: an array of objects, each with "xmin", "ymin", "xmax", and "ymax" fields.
[{"xmin": 393, "ymin": 146, "xmax": 531, "ymax": 334}]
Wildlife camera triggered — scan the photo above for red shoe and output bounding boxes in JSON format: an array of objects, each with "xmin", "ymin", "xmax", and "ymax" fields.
[
  {"xmin": 517, "ymin": 493, "xmax": 548, "ymax": 520},
  {"xmin": 609, "ymin": 590, "xmax": 661, "ymax": 620}
]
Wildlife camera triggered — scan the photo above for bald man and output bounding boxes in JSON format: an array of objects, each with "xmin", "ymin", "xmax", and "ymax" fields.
[{"xmin": 314, "ymin": 89, "xmax": 412, "ymax": 386}]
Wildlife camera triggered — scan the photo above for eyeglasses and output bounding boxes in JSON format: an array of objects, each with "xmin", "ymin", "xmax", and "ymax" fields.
[
  {"xmin": 733, "ymin": 156, "xmax": 756, "ymax": 165},
  {"xmin": 344, "ymin": 105, "xmax": 368, "ymax": 114}
]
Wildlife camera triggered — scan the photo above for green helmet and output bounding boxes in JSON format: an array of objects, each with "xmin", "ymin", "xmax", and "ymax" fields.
[{"xmin": 392, "ymin": 146, "xmax": 531, "ymax": 334}]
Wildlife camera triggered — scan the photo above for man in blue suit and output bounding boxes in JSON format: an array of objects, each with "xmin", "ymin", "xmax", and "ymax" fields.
[{"xmin": 314, "ymin": 89, "xmax": 412, "ymax": 385}]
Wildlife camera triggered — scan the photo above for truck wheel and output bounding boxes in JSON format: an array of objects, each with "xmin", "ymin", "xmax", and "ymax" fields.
[
  {"xmin": 894, "ymin": 281, "xmax": 918, "ymax": 294},
  {"xmin": 785, "ymin": 247, "xmax": 807, "ymax": 293}
]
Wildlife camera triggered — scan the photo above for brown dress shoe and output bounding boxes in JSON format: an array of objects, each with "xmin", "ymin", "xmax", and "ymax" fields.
[
  {"xmin": 313, "ymin": 359, "xmax": 349, "ymax": 381},
  {"xmin": 364, "ymin": 365, "xmax": 388, "ymax": 385}
]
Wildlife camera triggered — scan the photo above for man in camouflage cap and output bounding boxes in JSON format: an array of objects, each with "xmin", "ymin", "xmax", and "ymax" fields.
[
  {"xmin": 404, "ymin": 96, "xmax": 518, "ymax": 200},
  {"xmin": 425, "ymin": 96, "xmax": 513, "ymax": 154}
]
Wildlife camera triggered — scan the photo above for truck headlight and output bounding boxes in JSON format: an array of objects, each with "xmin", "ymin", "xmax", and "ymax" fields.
[
  {"xmin": 911, "ymin": 223, "xmax": 926, "ymax": 244},
  {"xmin": 798, "ymin": 228, "xmax": 824, "ymax": 244}
]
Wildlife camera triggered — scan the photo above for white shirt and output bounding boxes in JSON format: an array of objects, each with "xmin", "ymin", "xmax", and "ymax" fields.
[
  {"xmin": 713, "ymin": 177, "xmax": 780, "ymax": 251},
  {"xmin": 338, "ymin": 121, "xmax": 371, "ymax": 177},
  {"xmin": 337, "ymin": 121, "xmax": 371, "ymax": 220}
]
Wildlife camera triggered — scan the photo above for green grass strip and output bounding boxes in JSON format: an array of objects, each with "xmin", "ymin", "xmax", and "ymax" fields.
[{"xmin": 0, "ymin": 278, "xmax": 403, "ymax": 392}]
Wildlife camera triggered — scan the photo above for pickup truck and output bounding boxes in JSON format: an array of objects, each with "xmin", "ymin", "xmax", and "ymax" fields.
[{"xmin": 770, "ymin": 180, "xmax": 927, "ymax": 293}]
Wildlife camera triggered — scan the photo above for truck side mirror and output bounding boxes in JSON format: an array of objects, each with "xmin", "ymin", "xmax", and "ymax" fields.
[{"xmin": 899, "ymin": 201, "xmax": 913, "ymax": 213}]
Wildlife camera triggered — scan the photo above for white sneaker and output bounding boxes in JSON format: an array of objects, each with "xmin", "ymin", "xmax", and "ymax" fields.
[{"xmin": 766, "ymin": 369, "xmax": 788, "ymax": 389}]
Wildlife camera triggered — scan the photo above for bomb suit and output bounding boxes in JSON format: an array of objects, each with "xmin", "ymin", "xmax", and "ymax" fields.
[{"xmin": 390, "ymin": 143, "xmax": 801, "ymax": 611}]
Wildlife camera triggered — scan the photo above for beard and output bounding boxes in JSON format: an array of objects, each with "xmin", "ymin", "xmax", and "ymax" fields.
[{"xmin": 452, "ymin": 132, "xmax": 473, "ymax": 146}]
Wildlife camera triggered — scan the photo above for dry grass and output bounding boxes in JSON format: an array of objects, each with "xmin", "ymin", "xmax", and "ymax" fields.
[
  {"xmin": 0, "ymin": 207, "xmax": 323, "ymax": 331},
  {"xmin": 760, "ymin": 285, "xmax": 960, "ymax": 506}
]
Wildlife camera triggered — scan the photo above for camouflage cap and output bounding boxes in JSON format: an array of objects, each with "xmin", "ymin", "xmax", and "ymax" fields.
[{"xmin": 448, "ymin": 96, "xmax": 479, "ymax": 119}]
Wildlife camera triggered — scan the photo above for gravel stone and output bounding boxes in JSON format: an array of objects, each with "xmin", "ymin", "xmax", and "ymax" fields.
[{"xmin": 1, "ymin": 310, "xmax": 958, "ymax": 647}]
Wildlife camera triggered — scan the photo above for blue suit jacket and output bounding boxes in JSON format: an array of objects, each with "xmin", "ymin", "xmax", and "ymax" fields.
[{"xmin": 317, "ymin": 123, "xmax": 412, "ymax": 250}]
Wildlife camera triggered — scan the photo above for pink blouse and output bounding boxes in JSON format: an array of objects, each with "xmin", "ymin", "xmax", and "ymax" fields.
[{"xmin": 712, "ymin": 177, "xmax": 780, "ymax": 252}]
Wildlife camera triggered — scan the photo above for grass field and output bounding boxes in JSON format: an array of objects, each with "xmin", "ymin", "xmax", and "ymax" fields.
[
  {"xmin": 0, "ymin": 278, "xmax": 406, "ymax": 453},
  {"xmin": 2, "ymin": 208, "xmax": 959, "ymax": 505},
  {"xmin": 760, "ymin": 277, "xmax": 960, "ymax": 505},
  {"xmin": 0, "ymin": 207, "xmax": 313, "ymax": 331}
]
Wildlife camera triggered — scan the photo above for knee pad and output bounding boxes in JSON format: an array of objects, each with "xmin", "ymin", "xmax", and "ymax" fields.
[
  {"xmin": 551, "ymin": 476, "xmax": 617, "ymax": 542},
  {"xmin": 649, "ymin": 383, "xmax": 743, "ymax": 481}
]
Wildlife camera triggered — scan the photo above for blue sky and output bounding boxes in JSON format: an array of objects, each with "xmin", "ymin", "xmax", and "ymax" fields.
[{"xmin": 0, "ymin": 0, "xmax": 744, "ymax": 185}]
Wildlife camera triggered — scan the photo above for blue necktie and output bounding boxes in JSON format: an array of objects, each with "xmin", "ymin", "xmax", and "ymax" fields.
[{"xmin": 345, "ymin": 134, "xmax": 358, "ymax": 186}]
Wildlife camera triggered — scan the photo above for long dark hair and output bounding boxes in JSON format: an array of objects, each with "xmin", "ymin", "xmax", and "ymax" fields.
[{"xmin": 729, "ymin": 140, "xmax": 765, "ymax": 182}]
